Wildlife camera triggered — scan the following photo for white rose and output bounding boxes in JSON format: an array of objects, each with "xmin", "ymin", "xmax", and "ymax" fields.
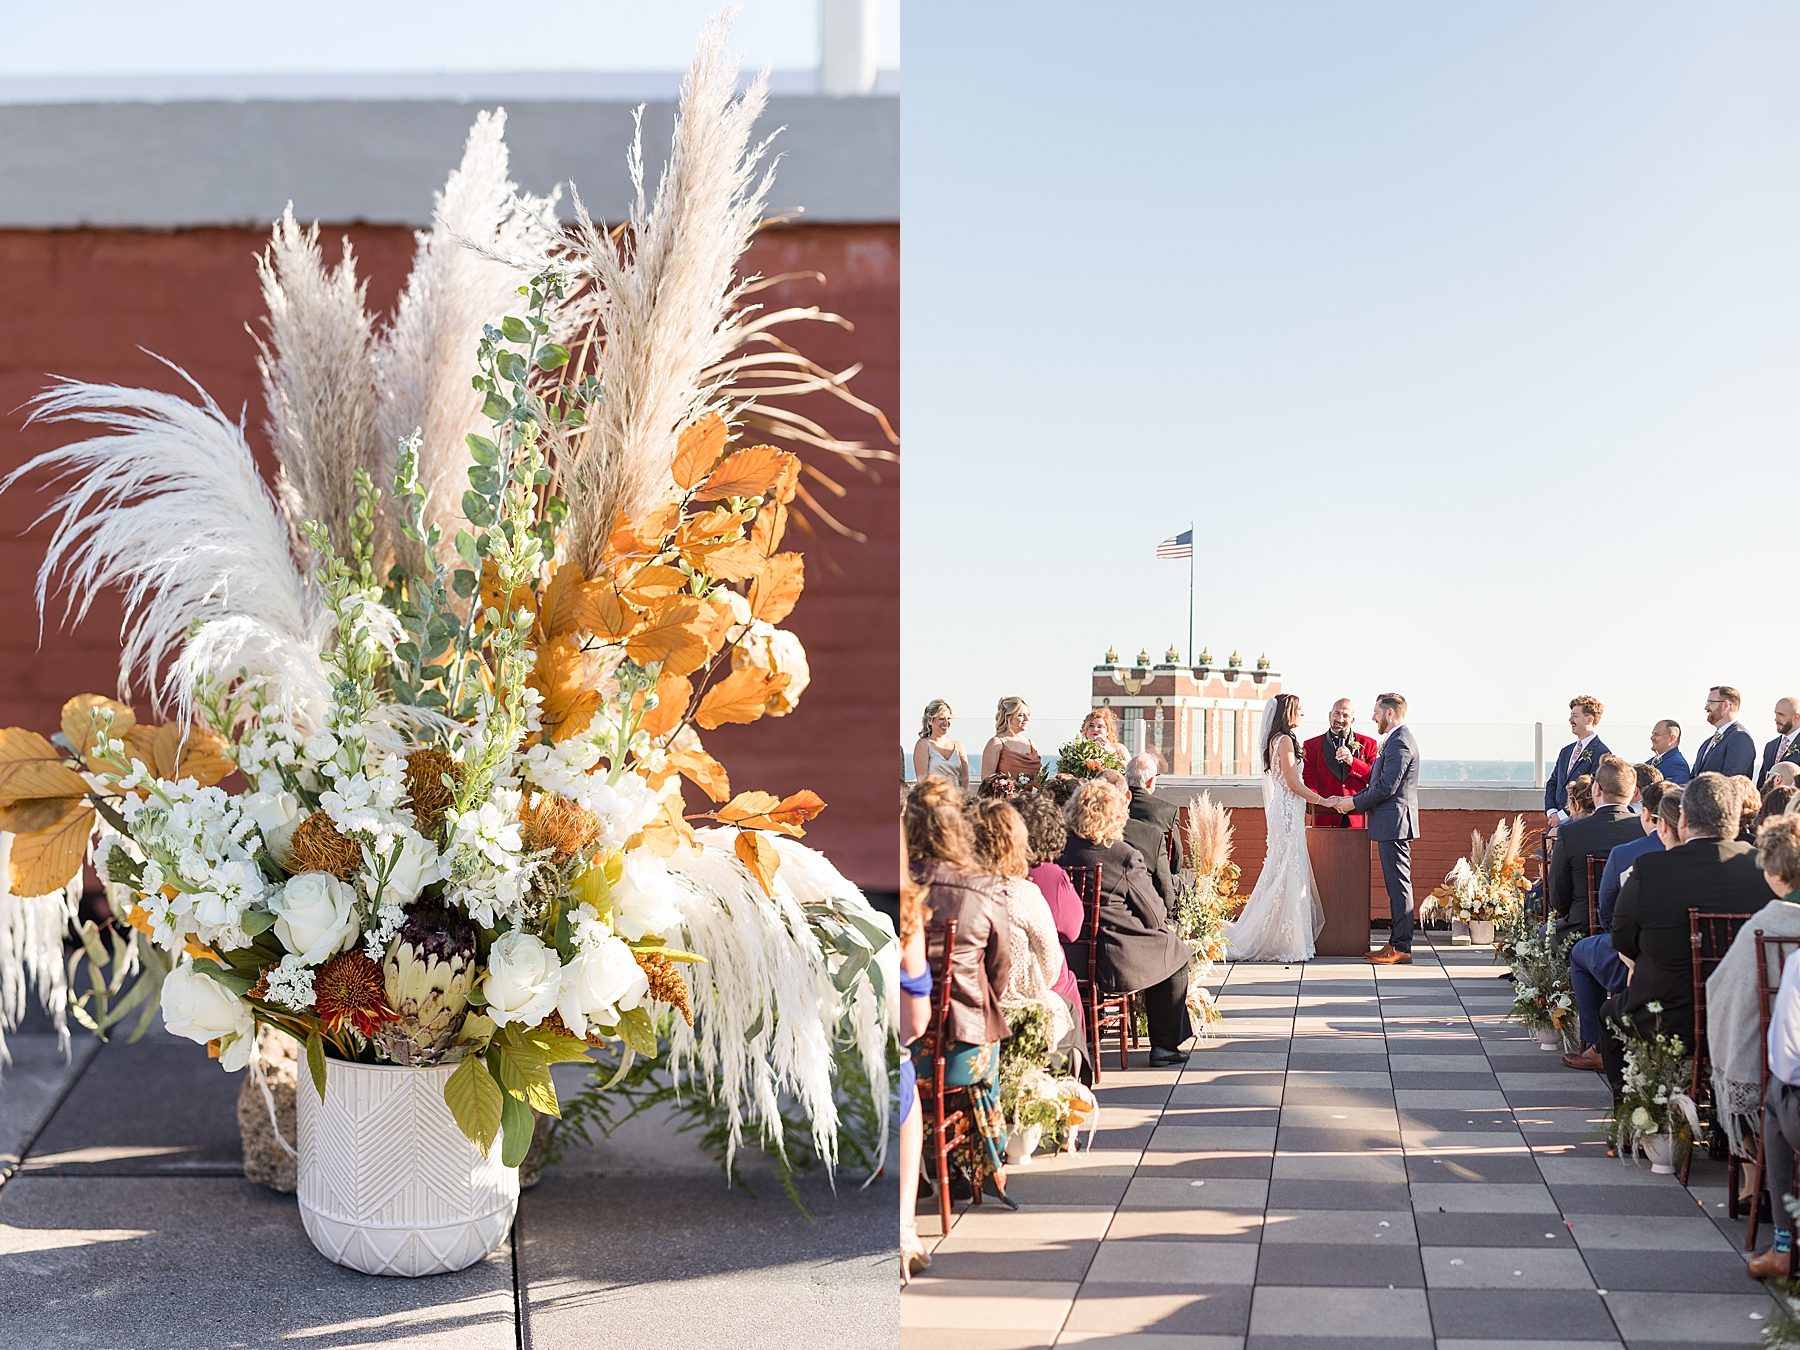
[
  {"xmin": 556, "ymin": 932, "xmax": 649, "ymax": 1039},
  {"xmin": 161, "ymin": 961, "xmax": 256, "ymax": 1071},
  {"xmin": 611, "ymin": 852, "xmax": 684, "ymax": 941},
  {"xmin": 244, "ymin": 789, "xmax": 303, "ymax": 864},
  {"xmin": 363, "ymin": 828, "xmax": 443, "ymax": 909},
  {"xmin": 271, "ymin": 872, "xmax": 359, "ymax": 965},
  {"xmin": 731, "ymin": 624, "xmax": 810, "ymax": 715},
  {"xmin": 485, "ymin": 931, "xmax": 563, "ymax": 1027}
]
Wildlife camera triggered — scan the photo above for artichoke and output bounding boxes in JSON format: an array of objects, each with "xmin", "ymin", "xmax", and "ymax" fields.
[{"xmin": 374, "ymin": 901, "xmax": 476, "ymax": 1065}]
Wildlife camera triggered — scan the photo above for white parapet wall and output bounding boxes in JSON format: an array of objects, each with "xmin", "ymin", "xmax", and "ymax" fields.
[{"xmin": 1155, "ymin": 778, "xmax": 1548, "ymax": 812}]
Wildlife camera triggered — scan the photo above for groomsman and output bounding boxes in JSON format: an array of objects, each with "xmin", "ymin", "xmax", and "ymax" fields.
[
  {"xmin": 1692, "ymin": 686, "xmax": 1757, "ymax": 779},
  {"xmin": 1647, "ymin": 720, "xmax": 1690, "ymax": 786},
  {"xmin": 1545, "ymin": 695, "xmax": 1610, "ymax": 825},
  {"xmin": 1760, "ymin": 697, "xmax": 1800, "ymax": 787}
]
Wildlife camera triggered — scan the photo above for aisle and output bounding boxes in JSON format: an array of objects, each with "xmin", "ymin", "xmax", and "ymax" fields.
[{"xmin": 901, "ymin": 933, "xmax": 1780, "ymax": 1350}]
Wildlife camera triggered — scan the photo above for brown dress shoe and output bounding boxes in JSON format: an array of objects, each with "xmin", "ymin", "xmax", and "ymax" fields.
[
  {"xmin": 1365, "ymin": 945, "xmax": 1413, "ymax": 965},
  {"xmin": 1748, "ymin": 1246, "xmax": 1794, "ymax": 1279},
  {"xmin": 1562, "ymin": 1045, "xmax": 1604, "ymax": 1071}
]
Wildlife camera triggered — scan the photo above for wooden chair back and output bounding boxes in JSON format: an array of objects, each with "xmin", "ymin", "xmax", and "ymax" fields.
[
  {"xmin": 1748, "ymin": 930, "xmax": 1800, "ymax": 1258},
  {"xmin": 1064, "ymin": 864, "xmax": 1134, "ymax": 1080},
  {"xmin": 921, "ymin": 920, "xmax": 977, "ymax": 1233},
  {"xmin": 1684, "ymin": 910, "xmax": 1758, "ymax": 1190},
  {"xmin": 1584, "ymin": 856, "xmax": 1605, "ymax": 935}
]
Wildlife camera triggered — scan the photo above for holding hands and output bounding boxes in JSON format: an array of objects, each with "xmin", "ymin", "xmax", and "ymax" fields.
[{"xmin": 1327, "ymin": 796, "xmax": 1354, "ymax": 813}]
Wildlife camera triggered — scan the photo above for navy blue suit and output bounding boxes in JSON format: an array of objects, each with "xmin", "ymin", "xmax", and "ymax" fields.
[
  {"xmin": 1692, "ymin": 723, "xmax": 1757, "ymax": 781},
  {"xmin": 1544, "ymin": 737, "xmax": 1609, "ymax": 813},
  {"xmin": 1571, "ymin": 832, "xmax": 1664, "ymax": 1046},
  {"xmin": 1759, "ymin": 735, "xmax": 1800, "ymax": 786},
  {"xmin": 1646, "ymin": 746, "xmax": 1690, "ymax": 785},
  {"xmin": 1350, "ymin": 724, "xmax": 1422, "ymax": 952}
]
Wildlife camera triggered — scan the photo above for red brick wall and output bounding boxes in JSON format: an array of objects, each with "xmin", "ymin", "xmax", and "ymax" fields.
[
  {"xmin": 1225, "ymin": 807, "xmax": 1544, "ymax": 920},
  {"xmin": 0, "ymin": 222, "xmax": 898, "ymax": 890}
]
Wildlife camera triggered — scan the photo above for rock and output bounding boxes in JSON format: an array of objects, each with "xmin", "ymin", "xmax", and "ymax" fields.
[{"xmin": 236, "ymin": 1027, "xmax": 298, "ymax": 1192}]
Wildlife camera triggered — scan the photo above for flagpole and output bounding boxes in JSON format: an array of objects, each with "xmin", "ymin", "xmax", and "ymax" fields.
[{"xmin": 1187, "ymin": 520, "xmax": 1194, "ymax": 666}]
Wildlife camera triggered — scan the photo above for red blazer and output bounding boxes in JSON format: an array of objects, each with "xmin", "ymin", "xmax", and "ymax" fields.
[{"xmin": 1302, "ymin": 732, "xmax": 1377, "ymax": 829}]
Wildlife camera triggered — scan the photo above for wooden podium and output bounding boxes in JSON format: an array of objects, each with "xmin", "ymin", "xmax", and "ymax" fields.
[{"xmin": 1308, "ymin": 827, "xmax": 1373, "ymax": 957}]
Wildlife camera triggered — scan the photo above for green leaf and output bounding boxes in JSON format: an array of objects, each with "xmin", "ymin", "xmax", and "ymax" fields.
[
  {"xmin": 462, "ymin": 490, "xmax": 497, "ymax": 528},
  {"xmin": 464, "ymin": 983, "xmax": 487, "ymax": 1007},
  {"xmin": 481, "ymin": 391, "xmax": 510, "ymax": 422},
  {"xmin": 445, "ymin": 1052, "xmax": 504, "ymax": 1156},
  {"xmin": 239, "ymin": 909, "xmax": 277, "ymax": 937},
  {"xmin": 499, "ymin": 1091, "xmax": 534, "ymax": 1167},
  {"xmin": 468, "ymin": 463, "xmax": 503, "ymax": 496},
  {"xmin": 306, "ymin": 1030, "xmax": 327, "ymax": 1101},
  {"xmin": 535, "ymin": 343, "xmax": 570, "ymax": 371},
  {"xmin": 194, "ymin": 962, "xmax": 254, "ymax": 996},
  {"xmin": 454, "ymin": 529, "xmax": 480, "ymax": 566},
  {"xmin": 519, "ymin": 1025, "xmax": 594, "ymax": 1066},
  {"xmin": 492, "ymin": 1033, "xmax": 555, "ymax": 1111},
  {"xmin": 617, "ymin": 1006, "xmax": 659, "ymax": 1058},
  {"xmin": 466, "ymin": 433, "xmax": 501, "ymax": 465},
  {"xmin": 451, "ymin": 567, "xmax": 479, "ymax": 598},
  {"xmin": 500, "ymin": 315, "xmax": 531, "ymax": 343}
]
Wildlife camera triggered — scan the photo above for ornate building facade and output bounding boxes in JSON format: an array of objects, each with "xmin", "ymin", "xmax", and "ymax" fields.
[{"xmin": 1091, "ymin": 645, "xmax": 1282, "ymax": 777}]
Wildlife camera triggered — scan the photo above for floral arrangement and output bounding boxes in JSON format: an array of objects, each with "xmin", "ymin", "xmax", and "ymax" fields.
[
  {"xmin": 1055, "ymin": 735, "xmax": 1124, "ymax": 780},
  {"xmin": 1604, "ymin": 1009, "xmax": 1699, "ymax": 1164},
  {"xmin": 1501, "ymin": 913, "xmax": 1577, "ymax": 1048},
  {"xmin": 0, "ymin": 25, "xmax": 895, "ymax": 1176},
  {"xmin": 1424, "ymin": 815, "xmax": 1536, "ymax": 926},
  {"xmin": 998, "ymin": 1003, "xmax": 1092, "ymax": 1155},
  {"xmin": 1170, "ymin": 793, "xmax": 1235, "ymax": 1032}
]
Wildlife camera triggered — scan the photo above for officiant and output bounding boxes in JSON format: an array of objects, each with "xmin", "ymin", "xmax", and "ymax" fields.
[{"xmin": 1304, "ymin": 698, "xmax": 1377, "ymax": 829}]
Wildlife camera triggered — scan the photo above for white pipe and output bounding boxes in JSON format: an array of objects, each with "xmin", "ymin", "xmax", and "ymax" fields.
[{"xmin": 821, "ymin": 0, "xmax": 878, "ymax": 95}]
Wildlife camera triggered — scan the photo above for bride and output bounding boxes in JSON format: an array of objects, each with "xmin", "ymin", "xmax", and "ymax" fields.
[{"xmin": 1225, "ymin": 693, "xmax": 1328, "ymax": 963}]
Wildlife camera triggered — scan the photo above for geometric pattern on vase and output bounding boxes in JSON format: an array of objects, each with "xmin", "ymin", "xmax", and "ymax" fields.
[{"xmin": 297, "ymin": 1058, "xmax": 519, "ymax": 1278}]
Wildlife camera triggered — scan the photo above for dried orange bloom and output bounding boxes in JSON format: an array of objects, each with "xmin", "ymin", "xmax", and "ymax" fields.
[
  {"xmin": 522, "ymin": 795, "xmax": 601, "ymax": 861},
  {"xmin": 404, "ymin": 748, "xmax": 464, "ymax": 836},
  {"xmin": 314, "ymin": 950, "xmax": 394, "ymax": 1039},
  {"xmin": 636, "ymin": 950, "xmax": 693, "ymax": 1026},
  {"xmin": 287, "ymin": 811, "xmax": 363, "ymax": 880}
]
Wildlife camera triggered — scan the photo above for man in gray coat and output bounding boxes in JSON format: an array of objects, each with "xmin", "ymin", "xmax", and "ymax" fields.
[{"xmin": 1328, "ymin": 692, "xmax": 1421, "ymax": 966}]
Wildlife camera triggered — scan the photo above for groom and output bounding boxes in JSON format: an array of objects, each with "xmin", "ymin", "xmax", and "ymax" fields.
[{"xmin": 1326, "ymin": 692, "xmax": 1422, "ymax": 966}]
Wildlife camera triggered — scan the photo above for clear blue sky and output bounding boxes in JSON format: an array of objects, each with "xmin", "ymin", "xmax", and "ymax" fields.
[
  {"xmin": 1, "ymin": 2, "xmax": 898, "ymax": 75},
  {"xmin": 901, "ymin": 1, "xmax": 1800, "ymax": 752}
]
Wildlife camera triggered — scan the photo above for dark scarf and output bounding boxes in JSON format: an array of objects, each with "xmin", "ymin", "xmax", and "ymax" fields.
[{"xmin": 1319, "ymin": 729, "xmax": 1358, "ymax": 784}]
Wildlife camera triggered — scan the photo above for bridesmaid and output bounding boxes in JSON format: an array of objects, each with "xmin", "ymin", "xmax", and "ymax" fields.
[
  {"xmin": 912, "ymin": 699, "xmax": 970, "ymax": 788},
  {"xmin": 1079, "ymin": 707, "xmax": 1126, "ymax": 762},
  {"xmin": 981, "ymin": 696, "xmax": 1044, "ymax": 783}
]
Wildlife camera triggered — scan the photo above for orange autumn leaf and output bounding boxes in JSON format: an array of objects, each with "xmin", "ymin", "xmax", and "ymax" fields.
[
  {"xmin": 673, "ymin": 506, "xmax": 751, "ymax": 548},
  {"xmin": 0, "ymin": 728, "xmax": 90, "ymax": 807},
  {"xmin": 626, "ymin": 601, "xmax": 709, "ymax": 678},
  {"xmin": 671, "ymin": 412, "xmax": 729, "ymax": 490},
  {"xmin": 750, "ymin": 501, "xmax": 788, "ymax": 557},
  {"xmin": 151, "ymin": 724, "xmax": 233, "ymax": 787},
  {"xmin": 680, "ymin": 538, "xmax": 765, "ymax": 583},
  {"xmin": 747, "ymin": 553, "xmax": 805, "ymax": 625},
  {"xmin": 639, "ymin": 674, "xmax": 692, "ymax": 740},
  {"xmin": 667, "ymin": 746, "xmax": 731, "ymax": 803},
  {"xmin": 581, "ymin": 586, "xmax": 641, "ymax": 642},
  {"xmin": 528, "ymin": 635, "xmax": 602, "ymax": 741},
  {"xmin": 604, "ymin": 503, "xmax": 680, "ymax": 571},
  {"xmin": 694, "ymin": 667, "xmax": 790, "ymax": 730},
  {"xmin": 629, "ymin": 795, "xmax": 699, "ymax": 858},
  {"xmin": 7, "ymin": 799, "xmax": 95, "ymax": 895},
  {"xmin": 479, "ymin": 559, "xmax": 537, "ymax": 629},
  {"xmin": 619, "ymin": 564, "xmax": 690, "ymax": 607},
  {"xmin": 693, "ymin": 445, "xmax": 796, "ymax": 502},
  {"xmin": 718, "ymin": 788, "xmax": 825, "ymax": 838},
  {"xmin": 124, "ymin": 904, "xmax": 155, "ymax": 937},
  {"xmin": 123, "ymin": 724, "xmax": 161, "ymax": 769},
  {"xmin": 695, "ymin": 597, "xmax": 737, "ymax": 654},
  {"xmin": 61, "ymin": 694, "xmax": 135, "ymax": 773},
  {"xmin": 734, "ymin": 828, "xmax": 781, "ymax": 897},
  {"xmin": 539, "ymin": 561, "xmax": 588, "ymax": 639},
  {"xmin": 767, "ymin": 454, "xmax": 802, "ymax": 506}
]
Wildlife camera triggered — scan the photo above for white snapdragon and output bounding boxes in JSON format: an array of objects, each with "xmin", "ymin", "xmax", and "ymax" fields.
[
  {"xmin": 270, "ymin": 873, "xmax": 360, "ymax": 965},
  {"xmin": 121, "ymin": 784, "xmax": 268, "ymax": 952},
  {"xmin": 555, "ymin": 904, "xmax": 648, "ymax": 1039},
  {"xmin": 446, "ymin": 796, "xmax": 524, "ymax": 870},
  {"xmin": 161, "ymin": 962, "xmax": 257, "ymax": 1071},
  {"xmin": 320, "ymin": 754, "xmax": 409, "ymax": 836},
  {"xmin": 484, "ymin": 931, "xmax": 562, "ymax": 1027},
  {"xmin": 448, "ymin": 867, "xmax": 533, "ymax": 931},
  {"xmin": 611, "ymin": 852, "xmax": 685, "ymax": 941}
]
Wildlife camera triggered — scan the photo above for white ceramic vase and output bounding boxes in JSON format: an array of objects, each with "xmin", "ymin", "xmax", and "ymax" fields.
[
  {"xmin": 297, "ymin": 1058, "xmax": 519, "ymax": 1277},
  {"xmin": 1640, "ymin": 1131, "xmax": 1677, "ymax": 1175},
  {"xmin": 1537, "ymin": 1026, "xmax": 1563, "ymax": 1051},
  {"xmin": 1005, "ymin": 1123, "xmax": 1045, "ymax": 1166},
  {"xmin": 1467, "ymin": 920, "xmax": 1496, "ymax": 947},
  {"xmin": 1448, "ymin": 920, "xmax": 1471, "ymax": 945}
]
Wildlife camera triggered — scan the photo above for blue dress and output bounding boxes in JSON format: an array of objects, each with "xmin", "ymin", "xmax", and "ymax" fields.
[{"xmin": 898, "ymin": 964, "xmax": 933, "ymax": 1123}]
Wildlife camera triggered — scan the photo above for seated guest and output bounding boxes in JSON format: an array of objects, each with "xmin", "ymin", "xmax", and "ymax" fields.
[
  {"xmin": 1648, "ymin": 718, "xmax": 1691, "ymax": 785},
  {"xmin": 1761, "ymin": 696, "xmax": 1800, "ymax": 789},
  {"xmin": 1058, "ymin": 781, "xmax": 1194, "ymax": 1067},
  {"xmin": 1124, "ymin": 752, "xmax": 1179, "ymax": 906},
  {"xmin": 1758, "ymin": 786, "xmax": 1797, "ymax": 835},
  {"xmin": 1045, "ymin": 773, "xmax": 1081, "ymax": 807},
  {"xmin": 1546, "ymin": 694, "xmax": 1610, "ymax": 824},
  {"xmin": 1548, "ymin": 755, "xmax": 1643, "ymax": 946},
  {"xmin": 1705, "ymin": 815, "xmax": 1800, "ymax": 1196},
  {"xmin": 903, "ymin": 778, "xmax": 1016, "ymax": 1207},
  {"xmin": 966, "ymin": 797, "xmax": 1080, "ymax": 1063},
  {"xmin": 1565, "ymin": 775, "xmax": 1596, "ymax": 819},
  {"xmin": 1747, "ymin": 881, "xmax": 1800, "ymax": 1276},
  {"xmin": 1564, "ymin": 781, "xmax": 1674, "ymax": 1071},
  {"xmin": 1735, "ymin": 777, "xmax": 1762, "ymax": 843},
  {"xmin": 981, "ymin": 696, "xmax": 1043, "ymax": 782},
  {"xmin": 1694, "ymin": 686, "xmax": 1757, "ymax": 779},
  {"xmin": 1601, "ymin": 773, "xmax": 1776, "ymax": 1094},
  {"xmin": 1773, "ymin": 762, "xmax": 1800, "ymax": 791},
  {"xmin": 1012, "ymin": 793, "xmax": 1085, "ymax": 1044},
  {"xmin": 1632, "ymin": 761, "xmax": 1663, "ymax": 808}
]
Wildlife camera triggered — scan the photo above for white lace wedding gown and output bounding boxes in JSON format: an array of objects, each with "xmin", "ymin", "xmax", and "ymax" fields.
[{"xmin": 1223, "ymin": 733, "xmax": 1325, "ymax": 963}]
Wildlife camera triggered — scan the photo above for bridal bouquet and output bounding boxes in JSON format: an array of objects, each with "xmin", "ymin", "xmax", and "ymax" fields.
[
  {"xmin": 1056, "ymin": 735, "xmax": 1124, "ymax": 780},
  {"xmin": 1425, "ymin": 815, "xmax": 1536, "ymax": 926}
]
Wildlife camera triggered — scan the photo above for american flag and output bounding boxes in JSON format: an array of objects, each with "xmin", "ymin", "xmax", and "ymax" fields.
[{"xmin": 1155, "ymin": 529, "xmax": 1193, "ymax": 559}]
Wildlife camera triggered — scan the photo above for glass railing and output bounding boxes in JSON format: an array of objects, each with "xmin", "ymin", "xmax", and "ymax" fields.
[{"xmin": 902, "ymin": 716, "xmax": 1673, "ymax": 787}]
